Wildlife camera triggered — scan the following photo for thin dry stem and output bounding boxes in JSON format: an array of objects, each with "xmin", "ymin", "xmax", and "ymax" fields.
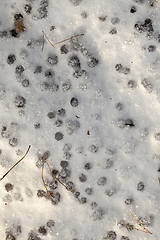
[
  {"xmin": 0, "ymin": 145, "xmax": 31, "ymax": 181},
  {"xmin": 42, "ymin": 31, "xmax": 45, "ymax": 51},
  {"xmin": 131, "ymin": 213, "xmax": 152, "ymax": 234},
  {"xmin": 42, "ymin": 157, "xmax": 73, "ymax": 193},
  {"xmin": 42, "ymin": 31, "xmax": 84, "ymax": 51},
  {"xmin": 125, "ymin": 225, "xmax": 149, "ymax": 233},
  {"xmin": 42, "ymin": 31, "xmax": 55, "ymax": 50},
  {"xmin": 42, "ymin": 159, "xmax": 50, "ymax": 200},
  {"xmin": 52, "ymin": 33, "xmax": 84, "ymax": 46}
]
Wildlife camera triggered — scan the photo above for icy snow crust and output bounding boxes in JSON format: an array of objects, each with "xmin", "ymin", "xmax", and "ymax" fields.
[{"xmin": 0, "ymin": 0, "xmax": 160, "ymax": 239}]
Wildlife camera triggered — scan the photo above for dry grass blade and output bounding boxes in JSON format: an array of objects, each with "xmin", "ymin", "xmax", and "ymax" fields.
[
  {"xmin": 125, "ymin": 213, "xmax": 152, "ymax": 235},
  {"xmin": 41, "ymin": 159, "xmax": 50, "ymax": 199},
  {"xmin": 42, "ymin": 31, "xmax": 84, "ymax": 51},
  {"xmin": 0, "ymin": 145, "xmax": 31, "ymax": 181},
  {"xmin": 42, "ymin": 31, "xmax": 55, "ymax": 51},
  {"xmin": 52, "ymin": 33, "xmax": 84, "ymax": 46},
  {"xmin": 42, "ymin": 30, "xmax": 45, "ymax": 51},
  {"xmin": 131, "ymin": 213, "xmax": 152, "ymax": 234},
  {"xmin": 124, "ymin": 224, "xmax": 149, "ymax": 233},
  {"xmin": 42, "ymin": 157, "xmax": 73, "ymax": 193}
]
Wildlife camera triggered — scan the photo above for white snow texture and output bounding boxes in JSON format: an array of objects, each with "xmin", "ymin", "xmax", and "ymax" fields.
[{"xmin": 0, "ymin": 0, "xmax": 160, "ymax": 240}]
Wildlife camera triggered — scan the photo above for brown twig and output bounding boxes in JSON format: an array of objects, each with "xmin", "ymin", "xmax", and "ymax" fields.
[
  {"xmin": 42, "ymin": 157, "xmax": 73, "ymax": 193},
  {"xmin": 42, "ymin": 30, "xmax": 45, "ymax": 51},
  {"xmin": 0, "ymin": 145, "xmax": 31, "ymax": 181},
  {"xmin": 41, "ymin": 158, "xmax": 50, "ymax": 199},
  {"xmin": 42, "ymin": 31, "xmax": 55, "ymax": 51},
  {"xmin": 52, "ymin": 33, "xmax": 84, "ymax": 46},
  {"xmin": 42, "ymin": 31, "xmax": 84, "ymax": 51},
  {"xmin": 125, "ymin": 214, "xmax": 152, "ymax": 235},
  {"xmin": 125, "ymin": 225, "xmax": 149, "ymax": 233},
  {"xmin": 131, "ymin": 213, "xmax": 152, "ymax": 234}
]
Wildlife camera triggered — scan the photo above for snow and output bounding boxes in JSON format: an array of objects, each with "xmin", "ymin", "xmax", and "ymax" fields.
[{"xmin": 0, "ymin": 0, "xmax": 160, "ymax": 239}]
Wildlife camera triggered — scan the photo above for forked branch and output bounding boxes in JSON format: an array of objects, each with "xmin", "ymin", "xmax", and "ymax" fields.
[
  {"xmin": 42, "ymin": 31, "xmax": 84, "ymax": 51},
  {"xmin": 42, "ymin": 156, "xmax": 73, "ymax": 197},
  {"xmin": 125, "ymin": 213, "xmax": 152, "ymax": 234}
]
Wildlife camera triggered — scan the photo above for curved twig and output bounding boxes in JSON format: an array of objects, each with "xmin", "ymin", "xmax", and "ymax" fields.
[
  {"xmin": 0, "ymin": 145, "xmax": 31, "ymax": 181},
  {"xmin": 42, "ymin": 157, "xmax": 73, "ymax": 193}
]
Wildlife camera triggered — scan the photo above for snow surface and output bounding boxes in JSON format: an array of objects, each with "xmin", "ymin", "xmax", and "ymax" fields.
[{"xmin": 0, "ymin": 0, "xmax": 160, "ymax": 239}]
